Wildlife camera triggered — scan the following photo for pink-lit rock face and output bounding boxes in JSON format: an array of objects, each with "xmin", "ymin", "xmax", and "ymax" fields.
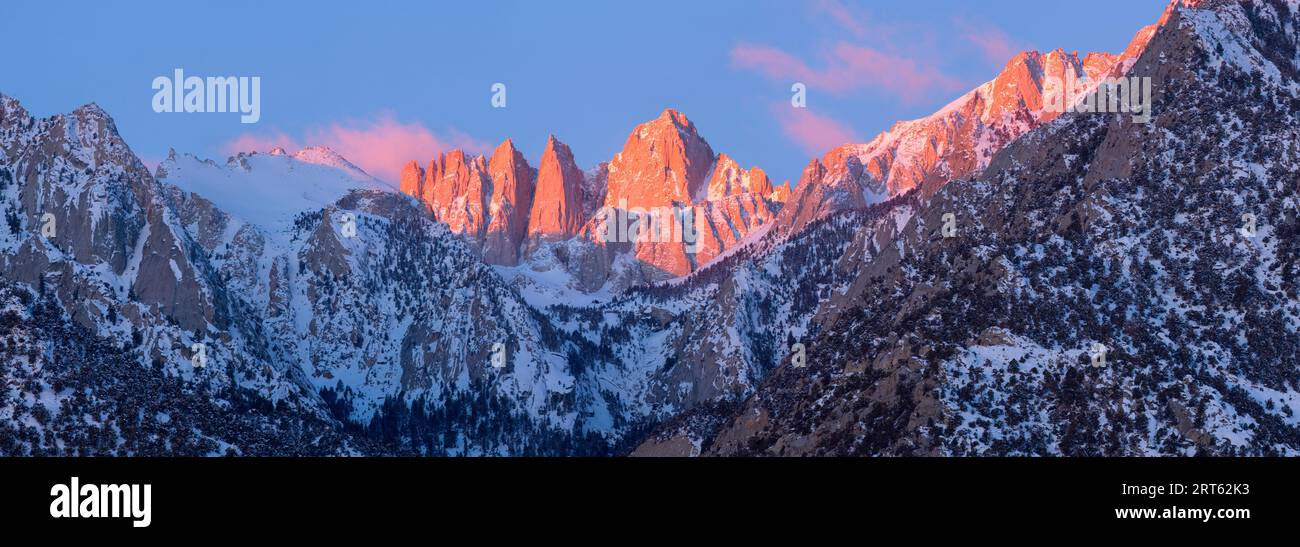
[
  {"xmin": 604, "ymin": 108, "xmax": 715, "ymax": 210},
  {"xmin": 400, "ymin": 108, "xmax": 783, "ymax": 280},
  {"xmin": 483, "ymin": 139, "xmax": 536, "ymax": 266},
  {"xmin": 692, "ymin": 193, "xmax": 778, "ymax": 263},
  {"xmin": 778, "ymin": 21, "xmax": 1158, "ymax": 234},
  {"xmin": 773, "ymin": 157, "xmax": 855, "ymax": 237},
  {"xmin": 706, "ymin": 153, "xmax": 773, "ymax": 200},
  {"xmin": 591, "ymin": 110, "xmax": 781, "ymax": 278},
  {"xmin": 399, "ymin": 160, "xmax": 423, "ymax": 199},
  {"xmin": 394, "ymin": 16, "xmax": 1160, "ymax": 281},
  {"xmin": 423, "ymin": 150, "xmax": 492, "ymax": 244},
  {"xmin": 986, "ymin": 49, "xmax": 1088, "ymax": 123},
  {"xmin": 770, "ymin": 180, "xmax": 792, "ymax": 203},
  {"xmin": 527, "ymin": 135, "xmax": 587, "ymax": 246},
  {"xmin": 400, "ymin": 142, "xmax": 538, "ymax": 266}
]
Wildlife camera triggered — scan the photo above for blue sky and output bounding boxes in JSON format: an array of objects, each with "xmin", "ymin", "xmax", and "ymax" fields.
[{"xmin": 0, "ymin": 0, "xmax": 1167, "ymax": 185}]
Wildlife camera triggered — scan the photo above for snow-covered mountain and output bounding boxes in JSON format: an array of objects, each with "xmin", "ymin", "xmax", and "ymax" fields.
[
  {"xmin": 395, "ymin": 25, "xmax": 1157, "ymax": 300},
  {"xmin": 0, "ymin": 97, "xmax": 916, "ymax": 455},
  {"xmin": 155, "ymin": 146, "xmax": 388, "ymax": 233},
  {"xmin": 0, "ymin": 98, "xmax": 641, "ymax": 455},
  {"xmin": 399, "ymin": 109, "xmax": 789, "ymax": 296},
  {"xmin": 650, "ymin": 0, "xmax": 1300, "ymax": 456},
  {"xmin": 155, "ymin": 147, "xmax": 654, "ymax": 454},
  {"xmin": 5, "ymin": 0, "xmax": 1297, "ymax": 458},
  {"xmin": 775, "ymin": 26, "xmax": 1159, "ymax": 237},
  {"xmin": 0, "ymin": 96, "xmax": 353, "ymax": 455}
]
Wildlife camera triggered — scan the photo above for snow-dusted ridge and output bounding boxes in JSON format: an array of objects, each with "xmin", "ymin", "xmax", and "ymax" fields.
[{"xmin": 154, "ymin": 146, "xmax": 390, "ymax": 235}]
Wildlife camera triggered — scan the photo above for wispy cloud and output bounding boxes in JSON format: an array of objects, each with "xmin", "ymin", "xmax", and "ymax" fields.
[
  {"xmin": 954, "ymin": 16, "xmax": 1023, "ymax": 67},
  {"xmin": 731, "ymin": 1, "xmax": 1032, "ymax": 163},
  {"xmin": 221, "ymin": 114, "xmax": 487, "ymax": 183},
  {"xmin": 774, "ymin": 105, "xmax": 857, "ymax": 156},
  {"xmin": 731, "ymin": 44, "xmax": 819, "ymax": 85},
  {"xmin": 811, "ymin": 0, "xmax": 868, "ymax": 38},
  {"xmin": 731, "ymin": 42, "xmax": 965, "ymax": 102},
  {"xmin": 305, "ymin": 115, "xmax": 488, "ymax": 182},
  {"xmin": 138, "ymin": 154, "xmax": 162, "ymax": 174}
]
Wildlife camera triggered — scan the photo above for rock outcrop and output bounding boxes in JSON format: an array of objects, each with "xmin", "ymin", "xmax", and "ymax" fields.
[
  {"xmin": 526, "ymin": 135, "xmax": 587, "ymax": 247},
  {"xmin": 402, "ymin": 109, "xmax": 784, "ymax": 284},
  {"xmin": 776, "ymin": 23, "xmax": 1159, "ymax": 234},
  {"xmin": 604, "ymin": 108, "xmax": 715, "ymax": 210},
  {"xmin": 483, "ymin": 139, "xmax": 536, "ymax": 265}
]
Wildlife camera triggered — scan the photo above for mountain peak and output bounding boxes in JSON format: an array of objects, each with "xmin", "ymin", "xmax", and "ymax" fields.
[
  {"xmin": 706, "ymin": 153, "xmax": 774, "ymax": 200},
  {"xmin": 157, "ymin": 146, "xmax": 385, "ymax": 231},
  {"xmin": 0, "ymin": 92, "xmax": 20, "ymax": 109},
  {"xmin": 657, "ymin": 107, "xmax": 693, "ymax": 127},
  {"xmin": 72, "ymin": 101, "xmax": 109, "ymax": 118},
  {"xmin": 293, "ymin": 145, "xmax": 342, "ymax": 160},
  {"xmin": 482, "ymin": 138, "xmax": 536, "ymax": 265},
  {"xmin": 528, "ymin": 134, "xmax": 587, "ymax": 245},
  {"xmin": 606, "ymin": 108, "xmax": 715, "ymax": 209},
  {"xmin": 399, "ymin": 160, "xmax": 424, "ymax": 199},
  {"xmin": 291, "ymin": 146, "xmax": 376, "ymax": 181},
  {"xmin": 774, "ymin": 12, "xmax": 1167, "ymax": 231}
]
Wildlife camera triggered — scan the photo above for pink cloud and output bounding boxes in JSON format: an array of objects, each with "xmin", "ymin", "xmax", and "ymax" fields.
[
  {"xmin": 221, "ymin": 114, "xmax": 487, "ymax": 183},
  {"xmin": 731, "ymin": 44, "xmax": 820, "ymax": 84},
  {"xmin": 955, "ymin": 17, "xmax": 1022, "ymax": 66},
  {"xmin": 831, "ymin": 43, "xmax": 966, "ymax": 98},
  {"xmin": 774, "ymin": 105, "xmax": 857, "ymax": 156},
  {"xmin": 306, "ymin": 115, "xmax": 488, "ymax": 182},
  {"xmin": 812, "ymin": 0, "xmax": 868, "ymax": 37},
  {"xmin": 138, "ymin": 154, "xmax": 163, "ymax": 174},
  {"xmin": 731, "ymin": 42, "xmax": 966, "ymax": 103}
]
